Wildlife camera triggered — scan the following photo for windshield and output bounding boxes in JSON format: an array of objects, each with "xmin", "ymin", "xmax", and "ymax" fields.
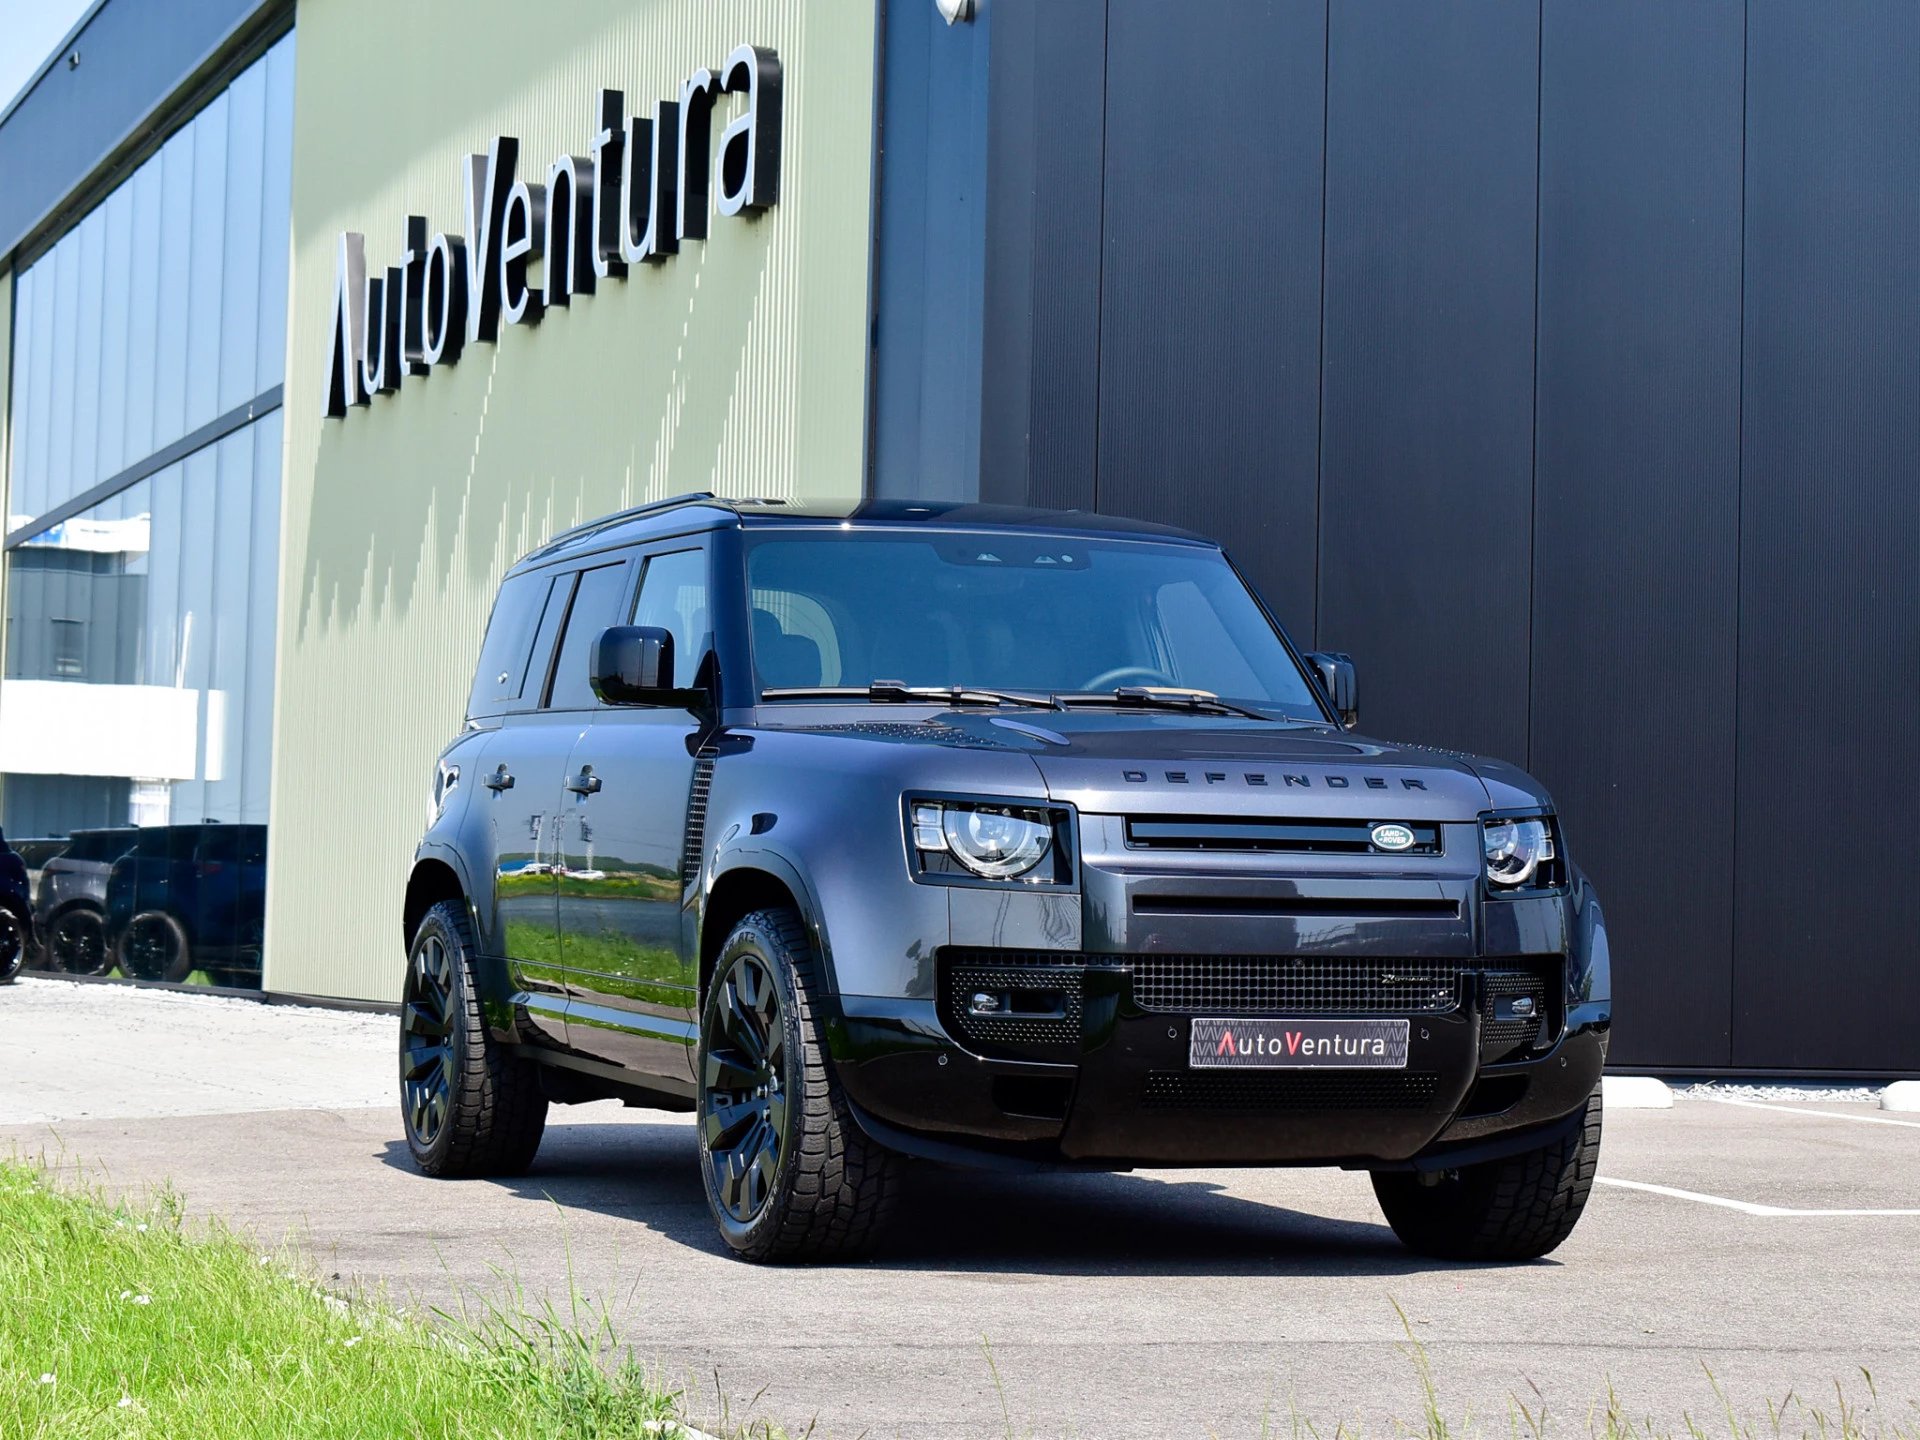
[{"xmin": 743, "ymin": 531, "xmax": 1323, "ymax": 715}]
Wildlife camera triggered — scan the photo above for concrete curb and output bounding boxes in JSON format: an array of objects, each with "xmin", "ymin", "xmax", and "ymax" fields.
[
  {"xmin": 1882, "ymin": 1081, "xmax": 1920, "ymax": 1113},
  {"xmin": 1602, "ymin": 1075, "xmax": 1674, "ymax": 1109}
]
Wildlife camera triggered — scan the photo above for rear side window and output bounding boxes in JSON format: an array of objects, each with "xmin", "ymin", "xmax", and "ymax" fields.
[
  {"xmin": 468, "ymin": 573, "xmax": 563, "ymax": 718},
  {"xmin": 546, "ymin": 563, "xmax": 632, "ymax": 711}
]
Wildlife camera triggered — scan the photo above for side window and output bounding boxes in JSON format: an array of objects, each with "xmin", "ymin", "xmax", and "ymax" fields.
[
  {"xmin": 545, "ymin": 563, "xmax": 631, "ymax": 711},
  {"xmin": 632, "ymin": 549, "xmax": 711, "ymax": 686},
  {"xmin": 467, "ymin": 572, "xmax": 563, "ymax": 717}
]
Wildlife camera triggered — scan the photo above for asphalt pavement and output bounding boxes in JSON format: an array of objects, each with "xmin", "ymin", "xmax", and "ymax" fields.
[{"xmin": 4, "ymin": 976, "xmax": 1917, "ymax": 1438}]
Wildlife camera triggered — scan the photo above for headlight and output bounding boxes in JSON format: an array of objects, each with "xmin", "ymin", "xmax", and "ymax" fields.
[
  {"xmin": 1482, "ymin": 815, "xmax": 1556, "ymax": 889},
  {"xmin": 911, "ymin": 800, "xmax": 1055, "ymax": 880}
]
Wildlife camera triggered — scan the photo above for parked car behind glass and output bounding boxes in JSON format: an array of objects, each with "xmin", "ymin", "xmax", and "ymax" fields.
[
  {"xmin": 106, "ymin": 823, "xmax": 268, "ymax": 985},
  {"xmin": 33, "ymin": 826, "xmax": 139, "ymax": 975}
]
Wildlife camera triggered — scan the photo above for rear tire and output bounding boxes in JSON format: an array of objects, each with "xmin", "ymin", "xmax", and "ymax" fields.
[
  {"xmin": 118, "ymin": 911, "xmax": 192, "ymax": 982},
  {"xmin": 400, "ymin": 899, "xmax": 548, "ymax": 1177},
  {"xmin": 1372, "ymin": 1086, "xmax": 1602, "ymax": 1261},
  {"xmin": 697, "ymin": 907, "xmax": 901, "ymax": 1262}
]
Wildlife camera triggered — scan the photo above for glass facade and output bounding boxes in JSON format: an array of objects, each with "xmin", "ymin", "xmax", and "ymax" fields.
[{"xmin": 1, "ymin": 32, "xmax": 292, "ymax": 987}]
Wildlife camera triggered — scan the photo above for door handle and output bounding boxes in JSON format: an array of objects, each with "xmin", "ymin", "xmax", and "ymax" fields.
[
  {"xmin": 484, "ymin": 764, "xmax": 515, "ymax": 792},
  {"xmin": 565, "ymin": 766, "xmax": 602, "ymax": 796}
]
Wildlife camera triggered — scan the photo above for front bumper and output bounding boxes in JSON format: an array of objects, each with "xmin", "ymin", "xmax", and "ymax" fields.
[{"xmin": 830, "ymin": 964, "xmax": 1608, "ymax": 1169}]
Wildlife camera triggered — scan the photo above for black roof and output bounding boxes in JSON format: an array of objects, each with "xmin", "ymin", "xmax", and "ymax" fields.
[{"xmin": 515, "ymin": 494, "xmax": 1215, "ymax": 570}]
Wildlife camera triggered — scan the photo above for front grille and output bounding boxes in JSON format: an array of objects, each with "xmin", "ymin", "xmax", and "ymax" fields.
[
  {"xmin": 936, "ymin": 950, "xmax": 1565, "ymax": 1061},
  {"xmin": 1142, "ymin": 1070, "xmax": 1440, "ymax": 1111},
  {"xmin": 1132, "ymin": 957, "xmax": 1460, "ymax": 1015},
  {"xmin": 1125, "ymin": 815, "xmax": 1442, "ymax": 855}
]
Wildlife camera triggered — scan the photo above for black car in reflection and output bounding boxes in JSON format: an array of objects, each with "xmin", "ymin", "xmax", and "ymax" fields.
[
  {"xmin": 105, "ymin": 823, "xmax": 268, "ymax": 985},
  {"xmin": 32, "ymin": 826, "xmax": 140, "ymax": 975},
  {"xmin": 0, "ymin": 830, "xmax": 33, "ymax": 984}
]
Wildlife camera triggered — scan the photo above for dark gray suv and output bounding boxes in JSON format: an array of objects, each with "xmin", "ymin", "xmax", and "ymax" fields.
[{"xmin": 401, "ymin": 496, "xmax": 1610, "ymax": 1263}]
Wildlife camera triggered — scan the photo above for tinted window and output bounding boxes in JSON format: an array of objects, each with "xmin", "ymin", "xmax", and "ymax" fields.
[
  {"xmin": 546, "ymin": 563, "xmax": 630, "ymax": 711},
  {"xmin": 631, "ymin": 549, "xmax": 710, "ymax": 686},
  {"xmin": 468, "ymin": 572, "xmax": 562, "ymax": 717},
  {"xmin": 742, "ymin": 533, "xmax": 1322, "ymax": 712}
]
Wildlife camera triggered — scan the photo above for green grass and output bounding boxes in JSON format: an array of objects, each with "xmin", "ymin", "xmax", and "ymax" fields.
[{"xmin": 0, "ymin": 1160, "xmax": 687, "ymax": 1440}]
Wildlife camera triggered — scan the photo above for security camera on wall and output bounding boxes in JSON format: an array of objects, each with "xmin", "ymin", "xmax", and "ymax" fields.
[{"xmin": 936, "ymin": 0, "xmax": 976, "ymax": 24}]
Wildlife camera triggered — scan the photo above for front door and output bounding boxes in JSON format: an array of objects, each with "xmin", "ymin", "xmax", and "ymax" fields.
[{"xmin": 557, "ymin": 546, "xmax": 711, "ymax": 1082}]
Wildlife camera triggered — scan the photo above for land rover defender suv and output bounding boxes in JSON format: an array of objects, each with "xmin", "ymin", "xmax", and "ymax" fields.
[{"xmin": 402, "ymin": 496, "xmax": 1610, "ymax": 1263}]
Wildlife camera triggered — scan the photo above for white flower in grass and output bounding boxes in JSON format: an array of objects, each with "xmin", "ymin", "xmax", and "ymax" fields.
[
  {"xmin": 118, "ymin": 1396, "xmax": 134, "ymax": 1408},
  {"xmin": 343, "ymin": 1335, "xmax": 363, "ymax": 1349},
  {"xmin": 37, "ymin": 1373, "xmax": 55, "ymax": 1385},
  {"xmin": 135, "ymin": 1223, "xmax": 148, "ymax": 1233}
]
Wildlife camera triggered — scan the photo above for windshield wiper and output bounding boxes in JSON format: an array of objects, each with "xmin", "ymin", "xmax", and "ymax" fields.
[
  {"xmin": 1053, "ymin": 686, "xmax": 1275, "ymax": 722},
  {"xmin": 762, "ymin": 681, "xmax": 1061, "ymax": 710}
]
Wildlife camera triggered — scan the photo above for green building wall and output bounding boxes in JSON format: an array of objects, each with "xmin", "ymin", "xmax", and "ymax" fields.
[{"xmin": 266, "ymin": 0, "xmax": 879, "ymax": 1000}]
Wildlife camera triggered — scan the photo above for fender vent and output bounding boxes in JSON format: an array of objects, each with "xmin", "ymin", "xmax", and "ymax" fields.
[{"xmin": 680, "ymin": 751, "xmax": 716, "ymax": 888}]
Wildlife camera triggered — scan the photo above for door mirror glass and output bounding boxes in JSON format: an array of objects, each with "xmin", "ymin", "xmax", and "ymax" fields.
[
  {"xmin": 590, "ymin": 626, "xmax": 677, "ymax": 705},
  {"xmin": 1304, "ymin": 650, "xmax": 1358, "ymax": 730}
]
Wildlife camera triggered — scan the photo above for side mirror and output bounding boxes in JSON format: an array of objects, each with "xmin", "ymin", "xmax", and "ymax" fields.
[
  {"xmin": 590, "ymin": 625, "xmax": 677, "ymax": 705},
  {"xmin": 1304, "ymin": 651, "xmax": 1358, "ymax": 730}
]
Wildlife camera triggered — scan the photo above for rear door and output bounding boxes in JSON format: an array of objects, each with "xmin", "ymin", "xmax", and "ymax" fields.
[{"xmin": 557, "ymin": 544, "xmax": 711, "ymax": 1083}]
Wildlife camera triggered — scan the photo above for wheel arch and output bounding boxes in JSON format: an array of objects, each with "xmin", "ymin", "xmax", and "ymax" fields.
[
  {"xmin": 701, "ymin": 854, "xmax": 830, "ymax": 1003},
  {"xmin": 403, "ymin": 856, "xmax": 468, "ymax": 951}
]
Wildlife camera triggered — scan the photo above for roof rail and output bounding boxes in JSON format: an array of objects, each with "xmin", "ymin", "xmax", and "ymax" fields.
[{"xmin": 535, "ymin": 490, "xmax": 722, "ymax": 548}]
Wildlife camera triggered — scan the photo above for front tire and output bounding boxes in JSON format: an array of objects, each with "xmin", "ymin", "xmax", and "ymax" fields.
[
  {"xmin": 46, "ymin": 906, "xmax": 110, "ymax": 975},
  {"xmin": 697, "ymin": 908, "xmax": 901, "ymax": 1262},
  {"xmin": 1372, "ymin": 1086, "xmax": 1602, "ymax": 1261},
  {"xmin": 400, "ymin": 899, "xmax": 547, "ymax": 1177}
]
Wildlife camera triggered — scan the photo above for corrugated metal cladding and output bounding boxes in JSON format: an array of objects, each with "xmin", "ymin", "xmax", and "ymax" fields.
[
  {"xmin": 267, "ymin": 0, "xmax": 878, "ymax": 1002},
  {"xmin": 934, "ymin": 0, "xmax": 1920, "ymax": 1074}
]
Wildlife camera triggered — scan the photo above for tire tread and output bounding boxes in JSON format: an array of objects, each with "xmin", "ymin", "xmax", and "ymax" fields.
[{"xmin": 409, "ymin": 900, "xmax": 547, "ymax": 1178}]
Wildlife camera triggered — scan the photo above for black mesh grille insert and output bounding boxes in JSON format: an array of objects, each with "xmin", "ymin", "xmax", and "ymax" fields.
[
  {"xmin": 1132, "ymin": 957, "xmax": 1460, "ymax": 1015},
  {"xmin": 941, "ymin": 963, "xmax": 1084, "ymax": 1063},
  {"xmin": 1142, "ymin": 1070, "xmax": 1441, "ymax": 1111},
  {"xmin": 1479, "ymin": 969, "xmax": 1549, "ymax": 1060}
]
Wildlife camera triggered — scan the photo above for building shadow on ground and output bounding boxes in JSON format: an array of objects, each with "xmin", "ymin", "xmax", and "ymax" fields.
[{"xmin": 376, "ymin": 1116, "xmax": 1555, "ymax": 1278}]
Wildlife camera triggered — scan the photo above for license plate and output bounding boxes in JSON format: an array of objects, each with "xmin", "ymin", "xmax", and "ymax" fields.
[{"xmin": 1189, "ymin": 1017, "xmax": 1410, "ymax": 1069}]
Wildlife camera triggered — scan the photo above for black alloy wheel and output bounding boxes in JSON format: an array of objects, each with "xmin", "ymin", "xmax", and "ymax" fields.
[
  {"xmin": 701, "ymin": 951, "xmax": 790, "ymax": 1225},
  {"xmin": 398, "ymin": 899, "xmax": 546, "ymax": 1177},
  {"xmin": 47, "ymin": 907, "xmax": 109, "ymax": 975},
  {"xmin": 401, "ymin": 928, "xmax": 458, "ymax": 1150},
  {"xmin": 696, "ymin": 908, "xmax": 900, "ymax": 1262},
  {"xmin": 0, "ymin": 909, "xmax": 24, "ymax": 984},
  {"xmin": 118, "ymin": 911, "xmax": 191, "ymax": 982}
]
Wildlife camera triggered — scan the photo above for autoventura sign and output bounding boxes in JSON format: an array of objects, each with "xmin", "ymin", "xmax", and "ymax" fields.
[{"xmin": 321, "ymin": 44, "xmax": 781, "ymax": 418}]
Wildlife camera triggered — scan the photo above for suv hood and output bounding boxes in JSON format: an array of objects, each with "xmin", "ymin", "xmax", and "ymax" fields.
[{"xmin": 875, "ymin": 709, "xmax": 1497, "ymax": 820}]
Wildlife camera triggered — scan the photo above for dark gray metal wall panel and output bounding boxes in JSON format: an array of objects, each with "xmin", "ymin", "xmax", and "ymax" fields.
[
  {"xmin": 1091, "ymin": 0, "xmax": 1324, "ymax": 635},
  {"xmin": 1530, "ymin": 1, "xmax": 1745, "ymax": 1069},
  {"xmin": 0, "ymin": 0, "xmax": 274, "ymax": 261},
  {"xmin": 1316, "ymin": 0, "xmax": 1538, "ymax": 763},
  {"xmin": 1734, "ymin": 2, "xmax": 1920, "ymax": 1071},
  {"xmin": 978, "ymin": 0, "xmax": 1106, "ymax": 511},
  {"xmin": 869, "ymin": 0, "xmax": 991, "ymax": 501}
]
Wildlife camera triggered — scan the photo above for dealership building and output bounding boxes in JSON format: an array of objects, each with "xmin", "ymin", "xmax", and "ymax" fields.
[{"xmin": 0, "ymin": 0, "xmax": 1914, "ymax": 1076}]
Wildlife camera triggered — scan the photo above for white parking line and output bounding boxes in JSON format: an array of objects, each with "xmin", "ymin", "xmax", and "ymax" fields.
[
  {"xmin": 1691, "ymin": 1094, "xmax": 1920, "ymax": 1130},
  {"xmin": 1596, "ymin": 1176, "xmax": 1920, "ymax": 1217}
]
